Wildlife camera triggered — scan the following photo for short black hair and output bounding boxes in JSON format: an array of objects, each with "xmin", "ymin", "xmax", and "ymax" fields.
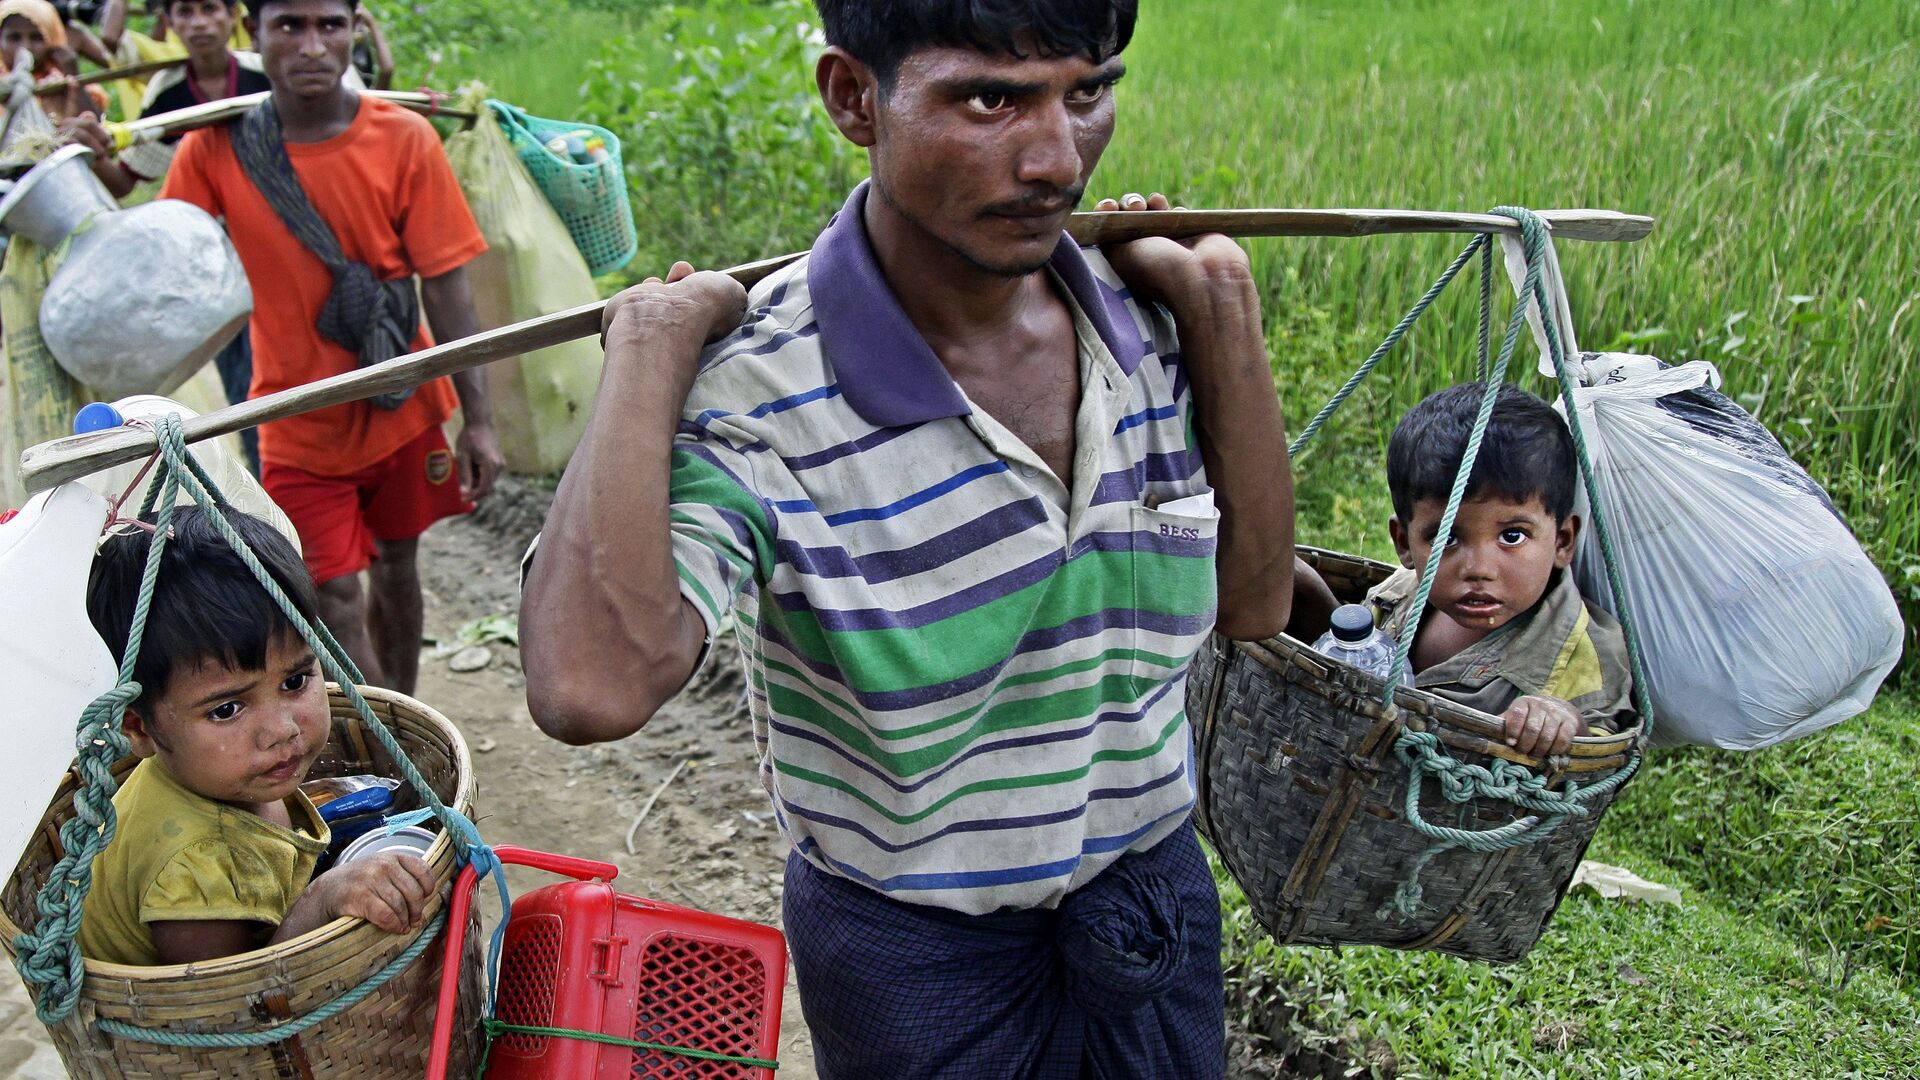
[
  {"xmin": 244, "ymin": 0, "xmax": 357, "ymax": 16},
  {"xmin": 87, "ymin": 505, "xmax": 320, "ymax": 714},
  {"xmin": 1387, "ymin": 382, "xmax": 1577, "ymax": 523},
  {"xmin": 812, "ymin": 0, "xmax": 1136, "ymax": 87}
]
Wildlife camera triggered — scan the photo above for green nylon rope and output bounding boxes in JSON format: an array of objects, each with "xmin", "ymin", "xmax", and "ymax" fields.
[
  {"xmin": 93, "ymin": 910, "xmax": 446, "ymax": 1048},
  {"xmin": 1288, "ymin": 233, "xmax": 1492, "ymax": 458},
  {"xmin": 12, "ymin": 414, "xmax": 477, "ymax": 1032},
  {"xmin": 11, "ymin": 449, "xmax": 185, "ymax": 1024},
  {"xmin": 476, "ymin": 1020, "xmax": 780, "ymax": 1075}
]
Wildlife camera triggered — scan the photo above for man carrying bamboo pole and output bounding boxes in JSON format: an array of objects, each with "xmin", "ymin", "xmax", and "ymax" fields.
[
  {"xmin": 523, "ymin": 2, "xmax": 1294, "ymax": 1075},
  {"xmin": 74, "ymin": 0, "xmax": 265, "ymax": 196},
  {"xmin": 146, "ymin": 0, "xmax": 502, "ymax": 695}
]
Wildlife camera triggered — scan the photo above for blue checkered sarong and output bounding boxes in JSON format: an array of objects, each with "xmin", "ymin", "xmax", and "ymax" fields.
[{"xmin": 783, "ymin": 823, "xmax": 1226, "ymax": 1079}]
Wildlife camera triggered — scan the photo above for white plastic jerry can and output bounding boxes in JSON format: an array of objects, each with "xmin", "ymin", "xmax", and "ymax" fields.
[
  {"xmin": 0, "ymin": 483, "xmax": 117, "ymax": 881},
  {"xmin": 75, "ymin": 394, "xmax": 300, "ymax": 553}
]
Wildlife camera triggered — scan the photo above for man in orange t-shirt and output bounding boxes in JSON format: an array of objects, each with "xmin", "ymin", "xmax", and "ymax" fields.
[{"xmin": 160, "ymin": 0, "xmax": 503, "ymax": 695}]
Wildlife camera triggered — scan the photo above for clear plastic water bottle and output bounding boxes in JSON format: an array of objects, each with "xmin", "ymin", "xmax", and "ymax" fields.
[{"xmin": 1312, "ymin": 603, "xmax": 1397, "ymax": 680}]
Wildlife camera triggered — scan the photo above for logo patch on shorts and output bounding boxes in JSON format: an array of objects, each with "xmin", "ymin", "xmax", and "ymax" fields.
[{"xmin": 425, "ymin": 448, "xmax": 455, "ymax": 486}]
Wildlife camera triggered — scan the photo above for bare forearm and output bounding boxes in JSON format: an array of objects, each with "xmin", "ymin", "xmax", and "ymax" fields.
[
  {"xmin": 420, "ymin": 270, "xmax": 491, "ymax": 426},
  {"xmin": 69, "ymin": 26, "xmax": 112, "ymax": 70},
  {"xmin": 269, "ymin": 890, "xmax": 336, "ymax": 944},
  {"xmin": 1176, "ymin": 275, "xmax": 1295, "ymax": 639},
  {"xmin": 102, "ymin": 0, "xmax": 127, "ymax": 52},
  {"xmin": 92, "ymin": 157, "xmax": 136, "ymax": 198},
  {"xmin": 522, "ymin": 315, "xmax": 710, "ymax": 743}
]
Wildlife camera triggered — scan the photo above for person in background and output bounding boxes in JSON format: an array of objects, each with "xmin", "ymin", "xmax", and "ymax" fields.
[
  {"xmin": 68, "ymin": 0, "xmax": 364, "ymax": 467},
  {"xmin": 347, "ymin": 2, "xmax": 383, "ymax": 89},
  {"xmin": 75, "ymin": 0, "xmax": 268, "ymax": 195},
  {"xmin": 158, "ymin": 0, "xmax": 502, "ymax": 695},
  {"xmin": 0, "ymin": 0, "xmax": 108, "ymax": 121},
  {"xmin": 96, "ymin": 0, "xmax": 252, "ymax": 76},
  {"xmin": 62, "ymin": 0, "xmax": 267, "ymax": 472}
]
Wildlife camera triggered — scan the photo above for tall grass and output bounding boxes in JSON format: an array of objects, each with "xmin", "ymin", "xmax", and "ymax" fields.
[{"xmin": 1096, "ymin": 0, "xmax": 1920, "ymax": 666}]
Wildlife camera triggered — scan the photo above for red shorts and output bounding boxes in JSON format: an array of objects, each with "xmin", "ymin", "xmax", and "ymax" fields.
[{"xmin": 261, "ymin": 426, "xmax": 473, "ymax": 584}]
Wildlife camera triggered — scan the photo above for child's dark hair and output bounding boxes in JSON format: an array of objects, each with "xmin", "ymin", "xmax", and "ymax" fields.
[
  {"xmin": 1387, "ymin": 383, "xmax": 1577, "ymax": 523},
  {"xmin": 87, "ymin": 505, "xmax": 319, "ymax": 713},
  {"xmin": 811, "ymin": 0, "xmax": 1136, "ymax": 89}
]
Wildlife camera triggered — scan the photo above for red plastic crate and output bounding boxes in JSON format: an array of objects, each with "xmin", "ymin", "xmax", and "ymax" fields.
[{"xmin": 428, "ymin": 846, "xmax": 786, "ymax": 1080}]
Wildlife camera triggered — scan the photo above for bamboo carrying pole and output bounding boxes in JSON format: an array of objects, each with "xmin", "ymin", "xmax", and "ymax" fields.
[
  {"xmin": 105, "ymin": 89, "xmax": 477, "ymax": 150},
  {"xmin": 32, "ymin": 56, "xmax": 186, "ymax": 96},
  {"xmin": 16, "ymin": 207, "xmax": 1652, "ymax": 493}
]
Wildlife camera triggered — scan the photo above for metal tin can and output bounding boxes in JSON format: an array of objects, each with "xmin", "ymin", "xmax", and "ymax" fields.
[{"xmin": 336, "ymin": 824, "xmax": 437, "ymax": 864}]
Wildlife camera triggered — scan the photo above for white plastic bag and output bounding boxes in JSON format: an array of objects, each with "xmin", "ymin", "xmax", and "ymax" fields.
[
  {"xmin": 77, "ymin": 393, "xmax": 301, "ymax": 554},
  {"xmin": 1501, "ymin": 235, "xmax": 1903, "ymax": 749},
  {"xmin": 1562, "ymin": 353, "xmax": 1901, "ymax": 748}
]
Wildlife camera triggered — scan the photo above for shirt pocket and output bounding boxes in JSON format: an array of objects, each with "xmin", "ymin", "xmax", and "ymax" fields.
[{"xmin": 1128, "ymin": 491, "xmax": 1221, "ymax": 693}]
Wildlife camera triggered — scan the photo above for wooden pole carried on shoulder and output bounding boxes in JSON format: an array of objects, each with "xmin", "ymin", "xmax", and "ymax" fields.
[
  {"xmin": 32, "ymin": 56, "xmax": 186, "ymax": 97},
  {"xmin": 105, "ymin": 89, "xmax": 477, "ymax": 153},
  {"xmin": 15, "ymin": 207, "xmax": 1653, "ymax": 494}
]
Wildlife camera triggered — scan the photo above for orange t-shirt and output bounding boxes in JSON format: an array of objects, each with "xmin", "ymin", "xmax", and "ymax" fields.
[{"xmin": 161, "ymin": 96, "xmax": 488, "ymax": 475}]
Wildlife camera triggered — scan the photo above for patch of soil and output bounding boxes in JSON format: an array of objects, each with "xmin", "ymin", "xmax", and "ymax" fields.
[{"xmin": 415, "ymin": 476, "xmax": 814, "ymax": 1076}]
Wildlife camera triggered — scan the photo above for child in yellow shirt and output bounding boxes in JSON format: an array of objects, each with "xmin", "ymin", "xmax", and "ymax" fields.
[{"xmin": 78, "ymin": 505, "xmax": 434, "ymax": 966}]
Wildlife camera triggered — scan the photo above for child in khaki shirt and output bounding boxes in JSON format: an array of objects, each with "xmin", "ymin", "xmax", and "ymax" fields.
[
  {"xmin": 78, "ymin": 506, "xmax": 433, "ymax": 966},
  {"xmin": 1366, "ymin": 383, "xmax": 1636, "ymax": 755}
]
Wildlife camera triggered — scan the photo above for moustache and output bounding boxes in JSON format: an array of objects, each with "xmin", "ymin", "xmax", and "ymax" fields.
[{"xmin": 981, "ymin": 188, "xmax": 1085, "ymax": 218}]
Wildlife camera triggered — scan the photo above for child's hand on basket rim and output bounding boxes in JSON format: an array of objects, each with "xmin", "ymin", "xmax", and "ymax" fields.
[
  {"xmin": 311, "ymin": 852, "xmax": 437, "ymax": 933},
  {"xmin": 1501, "ymin": 695, "xmax": 1583, "ymax": 757}
]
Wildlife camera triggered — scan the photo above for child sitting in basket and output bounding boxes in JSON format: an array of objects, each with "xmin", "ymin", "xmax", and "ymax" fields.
[
  {"xmin": 77, "ymin": 506, "xmax": 436, "ymax": 967},
  {"xmin": 1366, "ymin": 382, "xmax": 1637, "ymax": 756}
]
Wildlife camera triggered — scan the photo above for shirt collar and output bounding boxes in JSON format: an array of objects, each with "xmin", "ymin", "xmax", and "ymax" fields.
[{"xmin": 809, "ymin": 179, "xmax": 1146, "ymax": 430}]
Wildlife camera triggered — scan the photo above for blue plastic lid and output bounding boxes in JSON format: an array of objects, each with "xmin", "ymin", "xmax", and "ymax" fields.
[
  {"xmin": 1329, "ymin": 603, "xmax": 1376, "ymax": 642},
  {"xmin": 72, "ymin": 402, "xmax": 124, "ymax": 435},
  {"xmin": 316, "ymin": 784, "xmax": 397, "ymax": 823}
]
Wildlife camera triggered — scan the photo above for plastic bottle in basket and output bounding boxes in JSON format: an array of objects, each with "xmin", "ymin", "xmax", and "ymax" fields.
[{"xmin": 1311, "ymin": 603, "xmax": 1397, "ymax": 680}]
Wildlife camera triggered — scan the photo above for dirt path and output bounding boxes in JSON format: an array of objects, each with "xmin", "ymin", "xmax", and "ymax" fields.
[
  {"xmin": 3, "ymin": 477, "xmax": 1290, "ymax": 1078},
  {"xmin": 412, "ymin": 479, "xmax": 817, "ymax": 1077}
]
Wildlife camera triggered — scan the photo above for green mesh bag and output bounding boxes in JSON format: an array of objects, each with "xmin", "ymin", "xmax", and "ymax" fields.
[{"xmin": 486, "ymin": 100, "xmax": 637, "ymax": 276}]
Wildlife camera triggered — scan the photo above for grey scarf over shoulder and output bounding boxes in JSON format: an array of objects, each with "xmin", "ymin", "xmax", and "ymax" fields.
[{"xmin": 230, "ymin": 97, "xmax": 416, "ymax": 409}]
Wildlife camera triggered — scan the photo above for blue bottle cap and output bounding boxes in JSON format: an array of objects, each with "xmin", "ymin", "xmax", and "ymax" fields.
[
  {"xmin": 72, "ymin": 402, "xmax": 124, "ymax": 435},
  {"xmin": 1329, "ymin": 603, "xmax": 1376, "ymax": 642}
]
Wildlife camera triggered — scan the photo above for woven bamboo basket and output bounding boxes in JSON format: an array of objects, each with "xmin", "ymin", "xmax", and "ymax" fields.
[
  {"xmin": 2, "ymin": 686, "xmax": 487, "ymax": 1078},
  {"xmin": 1188, "ymin": 547, "xmax": 1641, "ymax": 964}
]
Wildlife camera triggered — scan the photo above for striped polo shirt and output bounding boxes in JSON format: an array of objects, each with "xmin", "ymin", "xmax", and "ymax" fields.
[{"xmin": 670, "ymin": 181, "xmax": 1219, "ymax": 914}]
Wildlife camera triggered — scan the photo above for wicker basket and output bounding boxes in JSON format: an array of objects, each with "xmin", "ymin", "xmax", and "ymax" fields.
[
  {"xmin": 1188, "ymin": 547, "xmax": 1641, "ymax": 963},
  {"xmin": 2, "ymin": 686, "xmax": 487, "ymax": 1078}
]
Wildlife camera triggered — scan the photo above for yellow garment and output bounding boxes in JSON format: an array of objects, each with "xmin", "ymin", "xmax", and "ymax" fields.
[
  {"xmin": 106, "ymin": 30, "xmax": 182, "ymax": 121},
  {"xmin": 107, "ymin": 22, "xmax": 252, "ymax": 119},
  {"xmin": 1, "ymin": 235, "xmax": 92, "ymax": 509},
  {"xmin": 78, "ymin": 759, "xmax": 330, "ymax": 967}
]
